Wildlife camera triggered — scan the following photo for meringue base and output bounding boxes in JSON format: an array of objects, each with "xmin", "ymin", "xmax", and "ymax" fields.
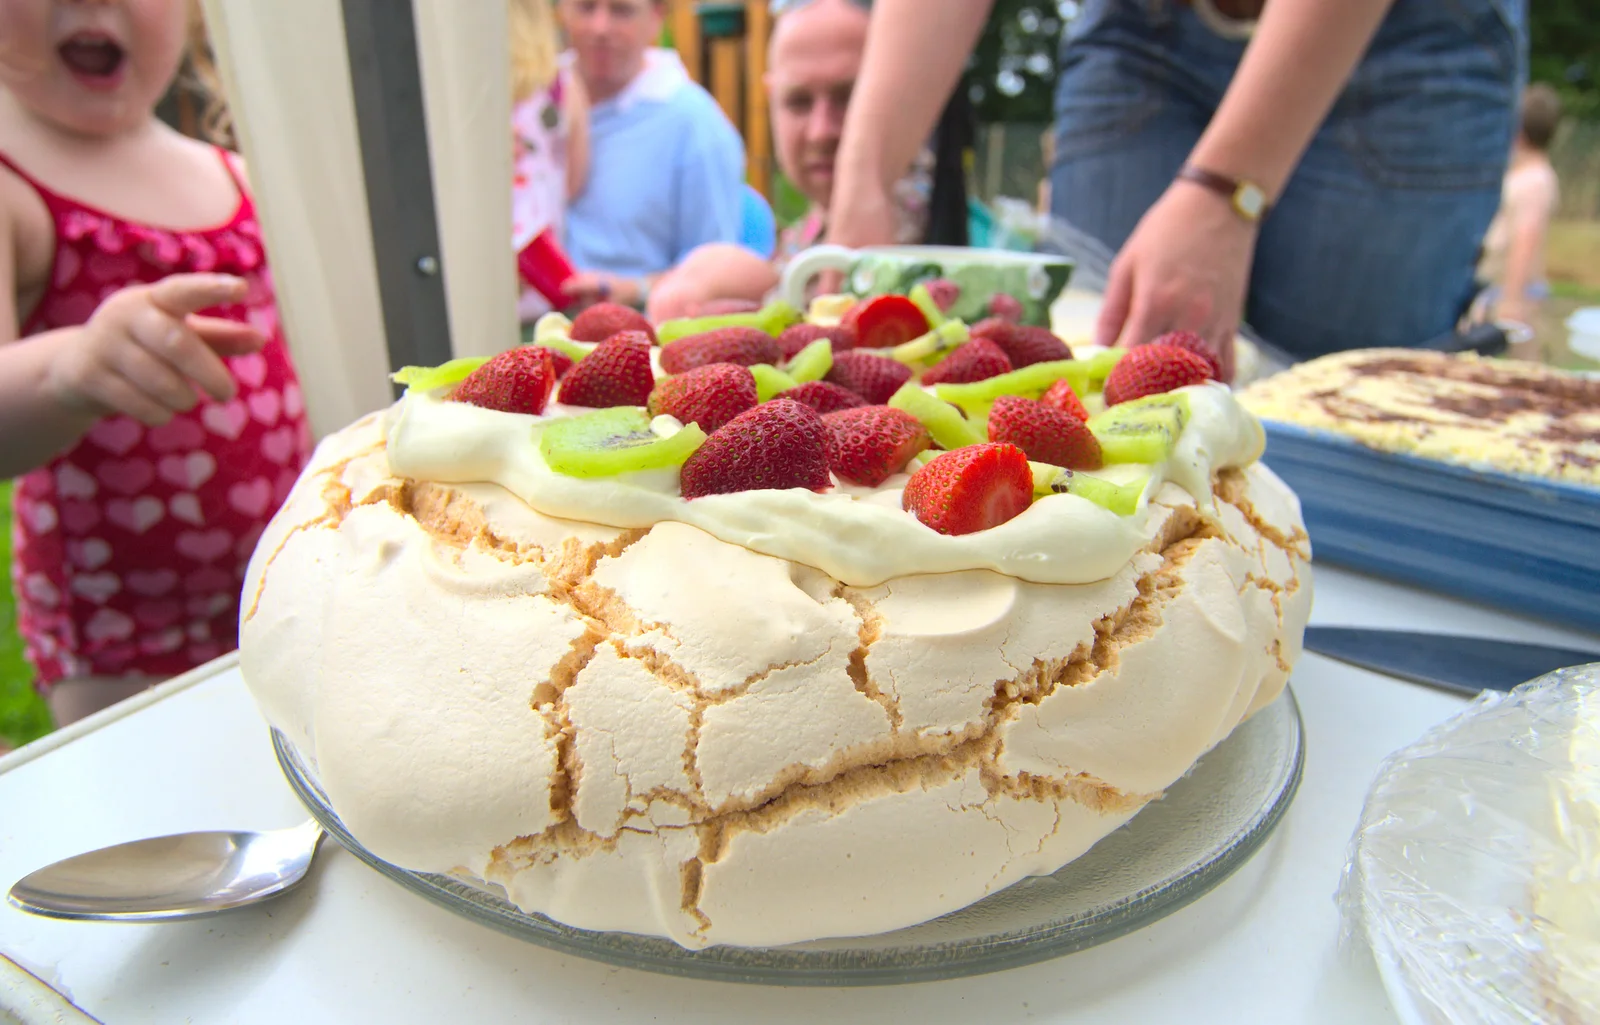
[{"xmin": 240, "ymin": 410, "xmax": 1312, "ymax": 949}]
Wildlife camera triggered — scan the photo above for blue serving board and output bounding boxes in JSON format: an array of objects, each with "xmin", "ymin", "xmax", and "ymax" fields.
[{"xmin": 1259, "ymin": 421, "xmax": 1600, "ymax": 633}]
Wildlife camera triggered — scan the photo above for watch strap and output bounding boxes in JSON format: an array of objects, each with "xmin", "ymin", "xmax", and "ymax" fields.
[{"xmin": 1176, "ymin": 165, "xmax": 1271, "ymax": 220}]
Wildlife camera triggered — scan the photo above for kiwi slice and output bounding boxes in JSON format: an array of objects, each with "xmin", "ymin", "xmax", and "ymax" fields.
[
  {"xmin": 1030, "ymin": 461, "xmax": 1147, "ymax": 515},
  {"xmin": 933, "ymin": 358, "xmax": 1081, "ymax": 419},
  {"xmin": 784, "ymin": 338, "xmax": 833, "ymax": 383},
  {"xmin": 892, "ymin": 320, "xmax": 969, "ymax": 366},
  {"xmin": 539, "ymin": 408, "xmax": 707, "ymax": 478},
  {"xmin": 391, "ymin": 357, "xmax": 488, "ymax": 393},
  {"xmin": 907, "ymin": 283, "xmax": 947, "ymax": 327},
  {"xmin": 889, "ymin": 383, "xmax": 985, "ymax": 450},
  {"xmin": 1087, "ymin": 394, "xmax": 1191, "ymax": 465},
  {"xmin": 750, "ymin": 364, "xmax": 799, "ymax": 402}
]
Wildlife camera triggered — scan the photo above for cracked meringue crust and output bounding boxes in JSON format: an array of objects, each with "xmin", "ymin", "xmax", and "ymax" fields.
[{"xmin": 240, "ymin": 401, "xmax": 1312, "ymax": 949}]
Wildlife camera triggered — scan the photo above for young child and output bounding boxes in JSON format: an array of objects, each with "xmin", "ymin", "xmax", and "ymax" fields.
[
  {"xmin": 1478, "ymin": 83, "xmax": 1563, "ymax": 361},
  {"xmin": 510, "ymin": 0, "xmax": 589, "ymax": 325},
  {"xmin": 0, "ymin": 0, "xmax": 311, "ymax": 726}
]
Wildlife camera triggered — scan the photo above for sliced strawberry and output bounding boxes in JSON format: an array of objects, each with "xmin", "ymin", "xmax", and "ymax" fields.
[
  {"xmin": 679, "ymin": 398, "xmax": 832, "ymax": 498},
  {"xmin": 556, "ymin": 331, "xmax": 655, "ymax": 407},
  {"xmin": 971, "ymin": 319, "xmax": 1073, "ymax": 368},
  {"xmin": 822, "ymin": 406, "xmax": 930, "ymax": 487},
  {"xmin": 988, "ymin": 293, "xmax": 1024, "ymax": 323},
  {"xmin": 647, "ymin": 362, "xmax": 757, "ymax": 433},
  {"xmin": 1103, "ymin": 343, "xmax": 1215, "ymax": 406},
  {"xmin": 920, "ymin": 338, "xmax": 1013, "ymax": 385},
  {"xmin": 775, "ymin": 322, "xmax": 856, "ymax": 361},
  {"xmin": 824, "ymin": 350, "xmax": 913, "ymax": 405},
  {"xmin": 840, "ymin": 294, "xmax": 929, "ymax": 349},
  {"xmin": 987, "ymin": 395, "xmax": 1103, "ymax": 470},
  {"xmin": 659, "ymin": 326, "xmax": 782, "ymax": 374},
  {"xmin": 570, "ymin": 302, "xmax": 656, "ymax": 344},
  {"xmin": 779, "ymin": 380, "xmax": 869, "ymax": 415},
  {"xmin": 451, "ymin": 346, "xmax": 558, "ymax": 415},
  {"xmin": 1150, "ymin": 330, "xmax": 1223, "ymax": 381},
  {"xmin": 1040, "ymin": 379, "xmax": 1091, "ymax": 423},
  {"xmin": 902, "ymin": 443, "xmax": 1034, "ymax": 536},
  {"xmin": 924, "ymin": 278, "xmax": 961, "ymax": 313}
]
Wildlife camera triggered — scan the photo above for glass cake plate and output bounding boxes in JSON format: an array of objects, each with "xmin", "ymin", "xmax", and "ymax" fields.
[{"xmin": 272, "ymin": 686, "xmax": 1303, "ymax": 986}]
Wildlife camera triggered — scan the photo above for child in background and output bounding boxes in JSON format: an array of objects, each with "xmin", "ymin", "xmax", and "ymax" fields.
[
  {"xmin": 0, "ymin": 0, "xmax": 311, "ymax": 726},
  {"xmin": 1477, "ymin": 83, "xmax": 1563, "ymax": 361},
  {"xmin": 511, "ymin": 0, "xmax": 589, "ymax": 326}
]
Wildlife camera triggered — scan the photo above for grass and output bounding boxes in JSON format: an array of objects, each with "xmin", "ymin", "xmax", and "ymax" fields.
[
  {"xmin": 0, "ymin": 480, "xmax": 53, "ymax": 749},
  {"xmin": 1533, "ymin": 219, "xmax": 1600, "ymax": 370}
]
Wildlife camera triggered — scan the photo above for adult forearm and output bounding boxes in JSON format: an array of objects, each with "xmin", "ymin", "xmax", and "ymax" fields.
[
  {"xmin": 832, "ymin": 0, "xmax": 993, "ymax": 201},
  {"xmin": 0, "ymin": 332, "xmax": 97, "ymax": 478},
  {"xmin": 1188, "ymin": 0, "xmax": 1395, "ymax": 198}
]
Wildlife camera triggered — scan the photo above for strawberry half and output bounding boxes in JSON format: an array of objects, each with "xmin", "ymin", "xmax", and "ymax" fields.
[
  {"xmin": 822, "ymin": 405, "xmax": 930, "ymax": 487},
  {"xmin": 1102, "ymin": 343, "xmax": 1215, "ymax": 406},
  {"xmin": 570, "ymin": 302, "xmax": 656, "ymax": 344},
  {"xmin": 824, "ymin": 350, "xmax": 913, "ymax": 405},
  {"xmin": 924, "ymin": 278, "xmax": 961, "ymax": 312},
  {"xmin": 556, "ymin": 331, "xmax": 655, "ymax": 408},
  {"xmin": 659, "ymin": 326, "xmax": 782, "ymax": 375},
  {"xmin": 647, "ymin": 362, "xmax": 757, "ymax": 433},
  {"xmin": 987, "ymin": 395, "xmax": 1103, "ymax": 470},
  {"xmin": 1040, "ymin": 379, "xmax": 1091, "ymax": 423},
  {"xmin": 779, "ymin": 380, "xmax": 869, "ymax": 415},
  {"xmin": 451, "ymin": 346, "xmax": 558, "ymax": 415},
  {"xmin": 679, "ymin": 398, "xmax": 832, "ymax": 498},
  {"xmin": 902, "ymin": 443, "xmax": 1034, "ymax": 536},
  {"xmin": 920, "ymin": 338, "xmax": 1013, "ymax": 385},
  {"xmin": 971, "ymin": 319, "xmax": 1073, "ymax": 367},
  {"xmin": 776, "ymin": 322, "xmax": 856, "ymax": 361},
  {"xmin": 840, "ymin": 294, "xmax": 929, "ymax": 349},
  {"xmin": 988, "ymin": 293, "xmax": 1024, "ymax": 323},
  {"xmin": 1150, "ymin": 330, "xmax": 1223, "ymax": 381}
]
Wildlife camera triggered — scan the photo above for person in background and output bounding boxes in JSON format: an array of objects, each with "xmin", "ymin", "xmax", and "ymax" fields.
[
  {"xmin": 1476, "ymin": 83, "xmax": 1562, "ymax": 361},
  {"xmin": 645, "ymin": 0, "xmax": 933, "ymax": 321},
  {"xmin": 555, "ymin": 0, "xmax": 745, "ymax": 311},
  {"xmin": 510, "ymin": 0, "xmax": 590, "ymax": 325},
  {"xmin": 0, "ymin": 0, "xmax": 311, "ymax": 726},
  {"xmin": 825, "ymin": 0, "xmax": 1524, "ymax": 380}
]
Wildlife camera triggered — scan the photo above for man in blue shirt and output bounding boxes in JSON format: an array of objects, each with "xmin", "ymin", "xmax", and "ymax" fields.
[{"xmin": 558, "ymin": 0, "xmax": 746, "ymax": 310}]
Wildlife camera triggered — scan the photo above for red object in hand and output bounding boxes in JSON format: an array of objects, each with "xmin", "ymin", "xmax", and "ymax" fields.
[
  {"xmin": 517, "ymin": 226, "xmax": 578, "ymax": 309},
  {"xmin": 840, "ymin": 295, "xmax": 929, "ymax": 349}
]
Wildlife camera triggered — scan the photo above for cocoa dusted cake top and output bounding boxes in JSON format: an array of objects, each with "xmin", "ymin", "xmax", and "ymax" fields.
[{"xmin": 1239, "ymin": 349, "xmax": 1600, "ymax": 484}]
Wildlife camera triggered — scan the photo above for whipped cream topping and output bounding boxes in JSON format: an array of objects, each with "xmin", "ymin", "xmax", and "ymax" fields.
[{"xmin": 384, "ymin": 381, "xmax": 1264, "ymax": 587}]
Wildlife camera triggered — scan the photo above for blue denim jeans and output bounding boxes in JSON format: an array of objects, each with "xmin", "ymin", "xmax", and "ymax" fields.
[{"xmin": 1050, "ymin": 0, "xmax": 1526, "ymax": 359}]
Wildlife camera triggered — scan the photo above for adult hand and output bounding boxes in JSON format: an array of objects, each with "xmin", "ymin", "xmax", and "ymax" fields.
[
  {"xmin": 817, "ymin": 179, "xmax": 900, "ymax": 293},
  {"xmin": 1094, "ymin": 182, "xmax": 1257, "ymax": 383},
  {"xmin": 44, "ymin": 274, "xmax": 264, "ymax": 427},
  {"xmin": 561, "ymin": 271, "xmax": 643, "ymax": 311}
]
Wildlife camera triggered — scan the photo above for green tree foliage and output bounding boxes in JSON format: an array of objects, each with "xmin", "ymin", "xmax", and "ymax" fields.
[
  {"xmin": 1527, "ymin": 0, "xmax": 1600, "ymax": 119},
  {"xmin": 967, "ymin": 1, "xmax": 1600, "ymax": 123}
]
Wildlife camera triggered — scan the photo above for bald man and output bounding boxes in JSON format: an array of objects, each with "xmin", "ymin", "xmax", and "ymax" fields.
[{"xmin": 646, "ymin": 0, "xmax": 932, "ymax": 321}]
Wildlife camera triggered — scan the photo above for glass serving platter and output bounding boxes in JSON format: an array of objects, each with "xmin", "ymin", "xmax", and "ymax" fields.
[{"xmin": 272, "ymin": 687, "xmax": 1303, "ymax": 986}]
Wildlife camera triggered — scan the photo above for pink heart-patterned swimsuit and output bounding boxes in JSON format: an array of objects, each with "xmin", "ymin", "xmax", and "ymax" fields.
[{"xmin": 1, "ymin": 148, "xmax": 312, "ymax": 690}]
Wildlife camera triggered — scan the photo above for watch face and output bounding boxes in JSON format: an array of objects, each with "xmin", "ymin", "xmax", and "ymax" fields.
[{"xmin": 1235, "ymin": 185, "xmax": 1266, "ymax": 220}]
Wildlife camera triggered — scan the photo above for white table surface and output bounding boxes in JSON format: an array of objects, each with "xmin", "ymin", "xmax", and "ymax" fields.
[{"xmin": 2, "ymin": 565, "xmax": 1597, "ymax": 1025}]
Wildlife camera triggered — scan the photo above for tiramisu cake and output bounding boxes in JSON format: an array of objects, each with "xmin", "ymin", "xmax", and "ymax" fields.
[
  {"xmin": 1238, "ymin": 349, "xmax": 1600, "ymax": 486},
  {"xmin": 240, "ymin": 297, "xmax": 1311, "ymax": 948}
]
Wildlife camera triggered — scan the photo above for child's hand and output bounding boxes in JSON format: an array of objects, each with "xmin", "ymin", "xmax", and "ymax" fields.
[{"xmin": 45, "ymin": 274, "xmax": 266, "ymax": 426}]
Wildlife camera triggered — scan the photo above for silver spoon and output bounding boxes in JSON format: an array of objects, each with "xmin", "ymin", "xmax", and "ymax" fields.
[{"xmin": 7, "ymin": 819, "xmax": 326, "ymax": 922}]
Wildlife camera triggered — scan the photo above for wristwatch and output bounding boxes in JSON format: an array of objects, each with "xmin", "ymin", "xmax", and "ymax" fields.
[{"xmin": 1176, "ymin": 165, "xmax": 1271, "ymax": 223}]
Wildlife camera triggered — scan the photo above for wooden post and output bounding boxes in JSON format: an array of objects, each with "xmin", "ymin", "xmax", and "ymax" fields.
[
  {"xmin": 668, "ymin": 0, "xmax": 701, "ymax": 84},
  {"xmin": 708, "ymin": 36, "xmax": 741, "ymax": 126},
  {"xmin": 744, "ymin": 0, "xmax": 771, "ymax": 198}
]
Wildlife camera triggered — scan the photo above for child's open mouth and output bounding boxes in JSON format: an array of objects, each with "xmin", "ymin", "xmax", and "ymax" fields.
[{"xmin": 58, "ymin": 33, "xmax": 126, "ymax": 89}]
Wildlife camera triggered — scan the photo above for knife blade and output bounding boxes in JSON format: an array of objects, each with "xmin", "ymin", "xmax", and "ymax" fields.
[{"xmin": 1303, "ymin": 626, "xmax": 1600, "ymax": 696}]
